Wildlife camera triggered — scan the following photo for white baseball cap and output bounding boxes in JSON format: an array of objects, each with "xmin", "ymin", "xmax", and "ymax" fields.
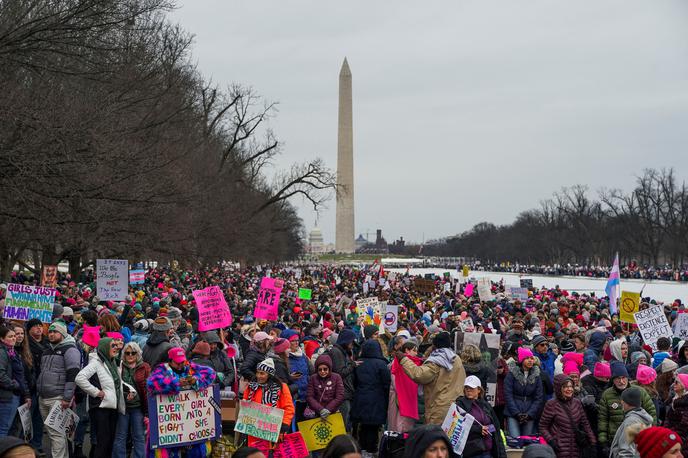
[{"xmin": 464, "ymin": 375, "xmax": 482, "ymax": 389}]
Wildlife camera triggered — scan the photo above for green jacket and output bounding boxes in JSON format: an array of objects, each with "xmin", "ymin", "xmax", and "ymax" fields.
[{"xmin": 598, "ymin": 385, "xmax": 657, "ymax": 445}]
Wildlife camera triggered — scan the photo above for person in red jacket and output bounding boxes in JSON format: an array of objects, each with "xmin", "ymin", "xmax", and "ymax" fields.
[{"xmin": 242, "ymin": 358, "xmax": 294, "ymax": 448}]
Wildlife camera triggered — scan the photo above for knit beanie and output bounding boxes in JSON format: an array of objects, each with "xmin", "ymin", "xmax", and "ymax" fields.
[
  {"xmin": 631, "ymin": 351, "xmax": 647, "ymax": 365},
  {"xmin": 635, "ymin": 427, "xmax": 682, "ymax": 458},
  {"xmin": 660, "ymin": 359, "xmax": 679, "ymax": 374},
  {"xmin": 48, "ymin": 321, "xmax": 68, "ymax": 338},
  {"xmin": 562, "ymin": 352, "xmax": 584, "ymax": 367},
  {"xmin": 192, "ymin": 341, "xmax": 211, "ymax": 357},
  {"xmin": 273, "ymin": 338, "xmax": 290, "ymax": 354},
  {"xmin": 636, "ymin": 364, "xmax": 657, "ymax": 385},
  {"xmin": 594, "ymin": 362, "xmax": 612, "ymax": 378},
  {"xmin": 82, "ymin": 324, "xmax": 101, "ymax": 348},
  {"xmin": 518, "ymin": 347, "xmax": 534, "ymax": 363},
  {"xmin": 152, "ymin": 316, "xmax": 172, "ymax": 332},
  {"xmin": 611, "ymin": 360, "xmax": 629, "ymax": 379},
  {"xmin": 563, "ymin": 360, "xmax": 579, "ymax": 376},
  {"xmin": 26, "ymin": 318, "xmax": 43, "ymax": 331},
  {"xmin": 621, "ymin": 387, "xmax": 642, "ymax": 408},
  {"xmin": 257, "ymin": 358, "xmax": 276, "ymax": 376},
  {"xmin": 677, "ymin": 373, "xmax": 688, "ymax": 390},
  {"xmin": 363, "ymin": 325, "xmax": 379, "ymax": 340}
]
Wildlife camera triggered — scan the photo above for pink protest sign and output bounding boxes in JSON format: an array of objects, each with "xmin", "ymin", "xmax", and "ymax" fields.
[
  {"xmin": 254, "ymin": 277, "xmax": 283, "ymax": 321},
  {"xmin": 464, "ymin": 283, "xmax": 474, "ymax": 297},
  {"xmin": 254, "ymin": 433, "xmax": 308, "ymax": 458},
  {"xmin": 193, "ymin": 286, "xmax": 232, "ymax": 331}
]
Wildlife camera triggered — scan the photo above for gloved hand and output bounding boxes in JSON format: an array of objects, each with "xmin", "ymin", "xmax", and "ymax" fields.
[
  {"xmin": 320, "ymin": 409, "xmax": 330, "ymax": 418},
  {"xmin": 280, "ymin": 424, "xmax": 291, "ymax": 434},
  {"xmin": 517, "ymin": 414, "xmax": 529, "ymax": 424}
]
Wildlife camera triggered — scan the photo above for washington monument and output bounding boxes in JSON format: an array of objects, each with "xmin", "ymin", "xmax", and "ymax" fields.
[{"xmin": 335, "ymin": 58, "xmax": 355, "ymax": 253}]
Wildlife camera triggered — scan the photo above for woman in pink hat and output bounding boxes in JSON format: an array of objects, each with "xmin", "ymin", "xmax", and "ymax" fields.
[
  {"xmin": 504, "ymin": 347, "xmax": 544, "ymax": 437},
  {"xmin": 664, "ymin": 373, "xmax": 688, "ymax": 443}
]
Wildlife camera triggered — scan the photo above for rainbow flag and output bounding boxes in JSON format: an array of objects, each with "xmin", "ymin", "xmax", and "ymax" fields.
[{"xmin": 605, "ymin": 253, "xmax": 620, "ymax": 315}]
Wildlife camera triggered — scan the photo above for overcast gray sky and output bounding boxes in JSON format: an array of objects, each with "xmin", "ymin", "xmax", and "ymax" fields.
[{"xmin": 171, "ymin": 1, "xmax": 688, "ymax": 245}]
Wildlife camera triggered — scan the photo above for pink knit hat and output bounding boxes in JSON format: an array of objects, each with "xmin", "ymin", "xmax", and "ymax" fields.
[
  {"xmin": 677, "ymin": 373, "xmax": 688, "ymax": 390},
  {"xmin": 82, "ymin": 324, "xmax": 101, "ymax": 348},
  {"xmin": 273, "ymin": 338, "xmax": 290, "ymax": 354},
  {"xmin": 562, "ymin": 352, "xmax": 584, "ymax": 367},
  {"xmin": 636, "ymin": 364, "xmax": 657, "ymax": 385},
  {"xmin": 594, "ymin": 362, "xmax": 612, "ymax": 378},
  {"xmin": 563, "ymin": 360, "xmax": 580, "ymax": 375},
  {"xmin": 518, "ymin": 347, "xmax": 534, "ymax": 363}
]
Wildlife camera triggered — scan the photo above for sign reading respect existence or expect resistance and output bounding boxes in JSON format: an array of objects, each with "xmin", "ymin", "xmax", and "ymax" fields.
[
  {"xmin": 193, "ymin": 285, "xmax": 232, "ymax": 331},
  {"xmin": 148, "ymin": 386, "xmax": 222, "ymax": 449},
  {"xmin": 3, "ymin": 284, "xmax": 56, "ymax": 322},
  {"xmin": 634, "ymin": 305, "xmax": 673, "ymax": 352}
]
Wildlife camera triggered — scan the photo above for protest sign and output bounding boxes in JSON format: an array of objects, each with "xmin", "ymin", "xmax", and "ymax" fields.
[
  {"xmin": 96, "ymin": 259, "xmax": 128, "ymax": 301},
  {"xmin": 254, "ymin": 277, "xmax": 283, "ymax": 321},
  {"xmin": 41, "ymin": 265, "xmax": 58, "ymax": 287},
  {"xmin": 675, "ymin": 313, "xmax": 688, "ymax": 340},
  {"xmin": 193, "ymin": 286, "xmax": 232, "ymax": 331},
  {"xmin": 463, "ymin": 283, "xmax": 474, "ymax": 297},
  {"xmin": 3, "ymin": 284, "xmax": 56, "ymax": 322},
  {"xmin": 298, "ymin": 288, "xmax": 312, "ymax": 300},
  {"xmin": 18, "ymin": 402, "xmax": 32, "ymax": 441},
  {"xmin": 297, "ymin": 412, "xmax": 346, "ymax": 451},
  {"xmin": 462, "ymin": 265, "xmax": 470, "ymax": 277},
  {"xmin": 387, "ymin": 271, "xmax": 397, "ymax": 282},
  {"xmin": 414, "ymin": 278, "xmax": 435, "ymax": 294},
  {"xmin": 441, "ymin": 403, "xmax": 475, "ymax": 455},
  {"xmin": 455, "ymin": 331, "xmax": 500, "ymax": 405},
  {"xmin": 634, "ymin": 305, "xmax": 673, "ymax": 352},
  {"xmin": 620, "ymin": 291, "xmax": 640, "ymax": 323},
  {"xmin": 129, "ymin": 269, "xmax": 145, "ymax": 285},
  {"xmin": 477, "ymin": 278, "xmax": 493, "ymax": 302},
  {"xmin": 459, "ymin": 317, "xmax": 475, "ymax": 332},
  {"xmin": 148, "ymin": 386, "xmax": 222, "ymax": 449},
  {"xmin": 356, "ymin": 297, "xmax": 381, "ymax": 325},
  {"xmin": 443, "ymin": 272, "xmax": 451, "ymax": 278},
  {"xmin": 234, "ymin": 400, "xmax": 285, "ymax": 443},
  {"xmin": 507, "ymin": 286, "xmax": 529, "ymax": 301},
  {"xmin": 253, "ymin": 432, "xmax": 309, "ymax": 458},
  {"xmin": 383, "ymin": 304, "xmax": 398, "ymax": 333},
  {"xmin": 520, "ymin": 278, "xmax": 533, "ymax": 289},
  {"xmin": 44, "ymin": 402, "xmax": 79, "ymax": 440}
]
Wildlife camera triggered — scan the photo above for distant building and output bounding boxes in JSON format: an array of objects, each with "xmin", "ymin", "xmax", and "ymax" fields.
[
  {"xmin": 308, "ymin": 227, "xmax": 325, "ymax": 254},
  {"xmin": 355, "ymin": 234, "xmax": 368, "ymax": 251}
]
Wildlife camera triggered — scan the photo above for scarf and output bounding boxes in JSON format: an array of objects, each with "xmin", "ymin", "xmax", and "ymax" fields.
[
  {"xmin": 97, "ymin": 338, "xmax": 122, "ymax": 406},
  {"xmin": 392, "ymin": 355, "xmax": 422, "ymax": 419},
  {"xmin": 3, "ymin": 342, "xmax": 16, "ymax": 358},
  {"xmin": 247, "ymin": 380, "xmax": 281, "ymax": 407},
  {"xmin": 426, "ymin": 347, "xmax": 456, "ymax": 371}
]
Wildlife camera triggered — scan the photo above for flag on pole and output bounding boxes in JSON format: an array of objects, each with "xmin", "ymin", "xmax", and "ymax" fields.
[{"xmin": 606, "ymin": 253, "xmax": 620, "ymax": 315}]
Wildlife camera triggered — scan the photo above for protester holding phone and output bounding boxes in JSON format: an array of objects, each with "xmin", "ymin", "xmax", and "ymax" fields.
[{"xmin": 455, "ymin": 375, "xmax": 507, "ymax": 458}]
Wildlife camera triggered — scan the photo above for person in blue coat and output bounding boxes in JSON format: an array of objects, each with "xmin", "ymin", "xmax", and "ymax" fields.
[
  {"xmin": 281, "ymin": 329, "xmax": 312, "ymax": 422},
  {"xmin": 584, "ymin": 331, "xmax": 608, "ymax": 373},
  {"xmin": 504, "ymin": 347, "xmax": 544, "ymax": 437},
  {"xmin": 351, "ymin": 339, "xmax": 391, "ymax": 456},
  {"xmin": 532, "ymin": 335, "xmax": 556, "ymax": 400}
]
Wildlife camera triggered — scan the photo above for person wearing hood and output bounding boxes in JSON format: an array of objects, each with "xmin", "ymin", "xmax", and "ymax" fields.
[
  {"xmin": 141, "ymin": 317, "xmax": 174, "ymax": 368},
  {"xmin": 75, "ymin": 337, "xmax": 125, "ymax": 458},
  {"xmin": 539, "ymin": 374, "xmax": 596, "ymax": 458},
  {"xmin": 201, "ymin": 331, "xmax": 235, "ymax": 389},
  {"xmin": 238, "ymin": 324, "xmax": 256, "ymax": 358},
  {"xmin": 112, "ymin": 342, "xmax": 150, "ymax": 458},
  {"xmin": 306, "ymin": 354, "xmax": 345, "ymax": 421},
  {"xmin": 351, "ymin": 339, "xmax": 391, "ymax": 456},
  {"xmin": 584, "ymin": 331, "xmax": 607, "ymax": 373},
  {"xmin": 664, "ymin": 373, "xmax": 688, "ymax": 444},
  {"xmin": 329, "ymin": 329, "xmax": 357, "ymax": 430},
  {"xmin": 396, "ymin": 331, "xmax": 466, "ymax": 425},
  {"xmin": 130, "ymin": 319, "xmax": 150, "ymax": 349},
  {"xmin": 532, "ymin": 335, "xmax": 557, "ymax": 383},
  {"xmin": 675, "ymin": 341, "xmax": 688, "ymax": 368},
  {"xmin": 609, "ymin": 338, "xmax": 629, "ymax": 364},
  {"xmin": 282, "ymin": 329, "xmax": 312, "ymax": 422},
  {"xmin": 455, "ymin": 375, "xmax": 507, "ymax": 458},
  {"xmin": 37, "ymin": 321, "xmax": 82, "ymax": 458},
  {"xmin": 241, "ymin": 358, "xmax": 294, "ymax": 448},
  {"xmin": 628, "ymin": 351, "xmax": 649, "ymax": 380},
  {"xmin": 598, "ymin": 361, "xmax": 657, "ymax": 454},
  {"xmin": 610, "ymin": 387, "xmax": 654, "ymax": 458},
  {"xmin": 239, "ymin": 331, "xmax": 273, "ymax": 383},
  {"xmin": 402, "ymin": 424, "xmax": 458, "ymax": 458},
  {"xmin": 504, "ymin": 347, "xmax": 544, "ymax": 437}
]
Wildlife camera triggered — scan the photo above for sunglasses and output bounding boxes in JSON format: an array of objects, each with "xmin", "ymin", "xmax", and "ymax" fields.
[
  {"xmin": 318, "ymin": 367, "xmax": 330, "ymax": 372},
  {"xmin": 124, "ymin": 351, "xmax": 137, "ymax": 356}
]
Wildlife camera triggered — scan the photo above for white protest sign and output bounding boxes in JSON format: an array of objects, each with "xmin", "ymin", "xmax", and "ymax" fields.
[
  {"xmin": 477, "ymin": 278, "xmax": 493, "ymax": 302},
  {"xmin": 634, "ymin": 305, "xmax": 673, "ymax": 352},
  {"xmin": 674, "ymin": 313, "xmax": 688, "ymax": 340},
  {"xmin": 441, "ymin": 403, "xmax": 474, "ymax": 455},
  {"xmin": 44, "ymin": 402, "xmax": 79, "ymax": 439},
  {"xmin": 96, "ymin": 259, "xmax": 129, "ymax": 301},
  {"xmin": 383, "ymin": 304, "xmax": 398, "ymax": 333},
  {"xmin": 507, "ymin": 286, "xmax": 529, "ymax": 301},
  {"xmin": 18, "ymin": 402, "xmax": 32, "ymax": 440}
]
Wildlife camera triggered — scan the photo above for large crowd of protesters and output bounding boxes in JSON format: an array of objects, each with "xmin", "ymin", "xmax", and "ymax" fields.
[{"xmin": 0, "ymin": 263, "xmax": 687, "ymax": 458}]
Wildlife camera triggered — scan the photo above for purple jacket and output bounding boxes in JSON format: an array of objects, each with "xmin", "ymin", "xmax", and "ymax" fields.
[{"xmin": 307, "ymin": 354, "xmax": 345, "ymax": 413}]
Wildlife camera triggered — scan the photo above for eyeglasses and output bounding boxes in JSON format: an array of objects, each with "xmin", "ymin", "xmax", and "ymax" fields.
[
  {"xmin": 318, "ymin": 367, "xmax": 330, "ymax": 372},
  {"xmin": 124, "ymin": 351, "xmax": 137, "ymax": 356}
]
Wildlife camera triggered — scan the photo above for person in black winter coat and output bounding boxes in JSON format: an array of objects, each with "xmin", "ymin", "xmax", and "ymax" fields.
[
  {"xmin": 351, "ymin": 339, "xmax": 391, "ymax": 455},
  {"xmin": 456, "ymin": 375, "xmax": 507, "ymax": 458},
  {"xmin": 239, "ymin": 331, "xmax": 272, "ymax": 381},
  {"xmin": 329, "ymin": 329, "xmax": 357, "ymax": 430}
]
